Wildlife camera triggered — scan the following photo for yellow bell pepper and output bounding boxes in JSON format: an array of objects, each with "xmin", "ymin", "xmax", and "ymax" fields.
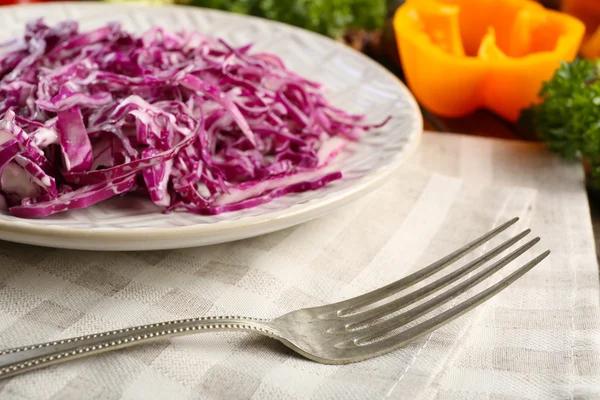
[{"xmin": 393, "ymin": 0, "xmax": 585, "ymax": 121}]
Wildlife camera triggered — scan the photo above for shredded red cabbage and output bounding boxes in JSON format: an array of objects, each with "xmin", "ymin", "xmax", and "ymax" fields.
[{"xmin": 0, "ymin": 19, "xmax": 388, "ymax": 218}]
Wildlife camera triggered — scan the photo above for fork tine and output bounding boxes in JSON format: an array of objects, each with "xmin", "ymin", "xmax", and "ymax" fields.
[
  {"xmin": 352, "ymin": 237, "xmax": 540, "ymax": 342},
  {"xmin": 333, "ymin": 217, "xmax": 520, "ymax": 313},
  {"xmin": 341, "ymin": 229, "xmax": 532, "ymax": 326},
  {"xmin": 354, "ymin": 251, "xmax": 550, "ymax": 352}
]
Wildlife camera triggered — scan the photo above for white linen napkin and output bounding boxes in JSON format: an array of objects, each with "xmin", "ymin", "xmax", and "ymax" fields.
[{"xmin": 0, "ymin": 132, "xmax": 598, "ymax": 399}]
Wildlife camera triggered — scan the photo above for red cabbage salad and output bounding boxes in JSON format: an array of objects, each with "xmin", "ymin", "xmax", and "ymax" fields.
[{"xmin": 0, "ymin": 20, "xmax": 388, "ymax": 218}]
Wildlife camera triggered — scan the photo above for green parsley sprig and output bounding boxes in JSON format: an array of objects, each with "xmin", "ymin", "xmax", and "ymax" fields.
[
  {"xmin": 524, "ymin": 58, "xmax": 600, "ymax": 187},
  {"xmin": 187, "ymin": 0, "xmax": 386, "ymax": 38}
]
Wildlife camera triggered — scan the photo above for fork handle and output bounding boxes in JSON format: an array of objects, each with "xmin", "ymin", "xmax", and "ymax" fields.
[{"xmin": 0, "ymin": 316, "xmax": 278, "ymax": 380}]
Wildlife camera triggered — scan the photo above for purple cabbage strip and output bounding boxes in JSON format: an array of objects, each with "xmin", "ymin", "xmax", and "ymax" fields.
[
  {"xmin": 13, "ymin": 155, "xmax": 58, "ymax": 197},
  {"xmin": 57, "ymin": 105, "xmax": 93, "ymax": 173},
  {"xmin": 0, "ymin": 19, "xmax": 388, "ymax": 218},
  {"xmin": 142, "ymin": 147, "xmax": 173, "ymax": 207},
  {"xmin": 9, "ymin": 175, "xmax": 136, "ymax": 218}
]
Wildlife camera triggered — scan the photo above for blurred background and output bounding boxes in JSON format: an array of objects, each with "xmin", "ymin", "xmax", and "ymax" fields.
[{"xmin": 0, "ymin": 1, "xmax": 566, "ymax": 48}]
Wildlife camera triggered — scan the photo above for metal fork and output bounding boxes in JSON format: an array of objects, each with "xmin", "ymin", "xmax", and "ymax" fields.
[{"xmin": 0, "ymin": 217, "xmax": 549, "ymax": 379}]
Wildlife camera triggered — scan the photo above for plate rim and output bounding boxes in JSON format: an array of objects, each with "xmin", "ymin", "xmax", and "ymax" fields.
[{"xmin": 0, "ymin": 2, "xmax": 423, "ymax": 248}]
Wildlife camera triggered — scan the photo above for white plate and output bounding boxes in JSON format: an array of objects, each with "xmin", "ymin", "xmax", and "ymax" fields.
[{"xmin": 0, "ymin": 2, "xmax": 422, "ymax": 251}]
